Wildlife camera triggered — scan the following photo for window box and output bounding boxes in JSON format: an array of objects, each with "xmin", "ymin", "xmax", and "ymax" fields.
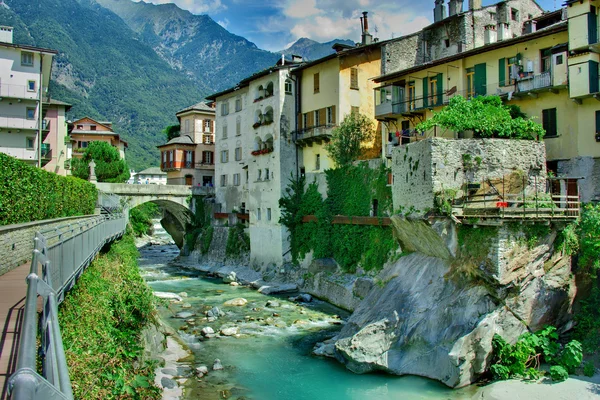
[
  {"xmin": 252, "ymin": 122, "xmax": 262, "ymax": 129},
  {"xmin": 251, "ymin": 148, "xmax": 274, "ymax": 156},
  {"xmin": 253, "ymin": 97, "xmax": 264, "ymax": 103}
]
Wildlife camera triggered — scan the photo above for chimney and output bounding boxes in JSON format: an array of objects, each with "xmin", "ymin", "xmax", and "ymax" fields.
[
  {"xmin": 281, "ymin": 54, "xmax": 285, "ymax": 65},
  {"xmin": 484, "ymin": 25, "xmax": 497, "ymax": 45},
  {"xmin": 0, "ymin": 26, "xmax": 13, "ymax": 44},
  {"xmin": 523, "ymin": 20, "xmax": 537, "ymax": 34},
  {"xmin": 448, "ymin": 0, "xmax": 464, "ymax": 17},
  {"xmin": 469, "ymin": 0, "xmax": 482, "ymax": 11},
  {"xmin": 292, "ymin": 54, "xmax": 303, "ymax": 63},
  {"xmin": 497, "ymin": 22, "xmax": 510, "ymax": 41},
  {"xmin": 360, "ymin": 11, "xmax": 373, "ymax": 45},
  {"xmin": 434, "ymin": 0, "xmax": 447, "ymax": 23}
]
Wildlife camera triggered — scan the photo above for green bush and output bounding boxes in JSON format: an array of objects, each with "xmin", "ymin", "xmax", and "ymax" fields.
[
  {"xmin": 129, "ymin": 203, "xmax": 160, "ymax": 237},
  {"xmin": 0, "ymin": 153, "xmax": 97, "ymax": 225},
  {"xmin": 550, "ymin": 366, "xmax": 569, "ymax": 382},
  {"xmin": 225, "ymin": 223, "xmax": 250, "ymax": 258},
  {"xmin": 58, "ymin": 234, "xmax": 160, "ymax": 399},
  {"xmin": 583, "ymin": 362, "xmax": 595, "ymax": 377}
]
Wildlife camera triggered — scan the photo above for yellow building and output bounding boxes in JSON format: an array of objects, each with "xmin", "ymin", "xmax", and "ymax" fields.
[
  {"xmin": 292, "ymin": 13, "xmax": 383, "ymax": 185},
  {"xmin": 373, "ymin": 8, "xmax": 600, "ymax": 202}
]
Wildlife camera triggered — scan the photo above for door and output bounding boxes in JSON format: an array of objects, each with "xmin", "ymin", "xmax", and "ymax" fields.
[{"xmin": 185, "ymin": 175, "xmax": 193, "ymax": 186}]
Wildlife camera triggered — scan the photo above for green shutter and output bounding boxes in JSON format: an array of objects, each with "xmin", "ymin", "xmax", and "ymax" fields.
[
  {"xmin": 596, "ymin": 110, "xmax": 600, "ymax": 133},
  {"xmin": 499, "ymin": 58, "xmax": 506, "ymax": 87},
  {"xmin": 589, "ymin": 60, "xmax": 599, "ymax": 93},
  {"xmin": 474, "ymin": 63, "xmax": 487, "ymax": 96},
  {"xmin": 589, "ymin": 7, "xmax": 598, "ymax": 45},
  {"xmin": 436, "ymin": 73, "xmax": 443, "ymax": 106},
  {"xmin": 422, "ymin": 77, "xmax": 428, "ymax": 108}
]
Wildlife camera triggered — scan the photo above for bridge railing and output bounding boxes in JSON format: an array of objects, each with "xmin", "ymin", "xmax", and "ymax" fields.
[{"xmin": 8, "ymin": 213, "xmax": 127, "ymax": 400}]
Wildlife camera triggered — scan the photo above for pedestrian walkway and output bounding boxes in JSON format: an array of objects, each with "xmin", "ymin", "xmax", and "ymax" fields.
[{"xmin": 0, "ymin": 262, "xmax": 31, "ymax": 400}]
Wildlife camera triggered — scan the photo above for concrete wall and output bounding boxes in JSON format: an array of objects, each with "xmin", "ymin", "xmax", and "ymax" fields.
[
  {"xmin": 391, "ymin": 138, "xmax": 546, "ymax": 214},
  {"xmin": 0, "ymin": 215, "xmax": 96, "ymax": 276}
]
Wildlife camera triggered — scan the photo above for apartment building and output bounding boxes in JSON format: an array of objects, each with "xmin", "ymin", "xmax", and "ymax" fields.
[
  {"xmin": 0, "ymin": 26, "xmax": 57, "ymax": 167},
  {"xmin": 42, "ymin": 99, "xmax": 72, "ymax": 176},
  {"xmin": 207, "ymin": 58, "xmax": 300, "ymax": 266},
  {"xmin": 158, "ymin": 102, "xmax": 216, "ymax": 186},
  {"xmin": 68, "ymin": 117, "xmax": 128, "ymax": 160}
]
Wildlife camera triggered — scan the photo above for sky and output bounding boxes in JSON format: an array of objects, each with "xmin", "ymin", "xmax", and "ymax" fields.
[{"xmin": 132, "ymin": 0, "xmax": 561, "ymax": 51}]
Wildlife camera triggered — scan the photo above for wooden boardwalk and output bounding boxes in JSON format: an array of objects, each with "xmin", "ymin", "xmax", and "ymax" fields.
[{"xmin": 0, "ymin": 263, "xmax": 31, "ymax": 400}]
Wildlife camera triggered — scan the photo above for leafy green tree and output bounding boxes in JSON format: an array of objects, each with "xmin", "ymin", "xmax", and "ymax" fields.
[
  {"xmin": 71, "ymin": 141, "xmax": 130, "ymax": 183},
  {"xmin": 164, "ymin": 124, "xmax": 181, "ymax": 141},
  {"xmin": 416, "ymin": 96, "xmax": 545, "ymax": 140},
  {"xmin": 326, "ymin": 112, "xmax": 375, "ymax": 166}
]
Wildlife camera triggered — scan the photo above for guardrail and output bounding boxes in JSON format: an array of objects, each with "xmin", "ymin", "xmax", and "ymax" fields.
[{"xmin": 8, "ymin": 213, "xmax": 127, "ymax": 400}]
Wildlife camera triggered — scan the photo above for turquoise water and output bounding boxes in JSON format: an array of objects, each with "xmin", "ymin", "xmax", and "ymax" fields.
[{"xmin": 138, "ymin": 243, "xmax": 477, "ymax": 400}]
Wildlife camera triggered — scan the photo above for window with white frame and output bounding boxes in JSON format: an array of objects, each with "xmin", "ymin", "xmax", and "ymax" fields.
[
  {"xmin": 27, "ymin": 80, "xmax": 36, "ymax": 92},
  {"xmin": 233, "ymin": 173, "xmax": 240, "ymax": 186},
  {"xmin": 21, "ymin": 51, "xmax": 33, "ymax": 66},
  {"xmin": 235, "ymin": 147, "xmax": 242, "ymax": 161},
  {"xmin": 25, "ymin": 137, "xmax": 35, "ymax": 149},
  {"xmin": 204, "ymin": 119, "xmax": 211, "ymax": 131},
  {"xmin": 314, "ymin": 110, "xmax": 320, "ymax": 126},
  {"xmin": 236, "ymin": 118, "xmax": 241, "ymax": 136},
  {"xmin": 26, "ymin": 107, "xmax": 35, "ymax": 120},
  {"xmin": 265, "ymin": 168, "xmax": 270, "ymax": 180},
  {"xmin": 285, "ymin": 79, "xmax": 293, "ymax": 95},
  {"xmin": 326, "ymin": 106, "xmax": 333, "ymax": 124},
  {"xmin": 267, "ymin": 208, "xmax": 272, "ymax": 221},
  {"xmin": 220, "ymin": 174, "xmax": 227, "ymax": 186},
  {"xmin": 221, "ymin": 101, "xmax": 229, "ymax": 116},
  {"xmin": 220, "ymin": 150, "xmax": 229, "ymax": 163},
  {"xmin": 235, "ymin": 97, "xmax": 242, "ymax": 112},
  {"xmin": 222, "ymin": 124, "xmax": 228, "ymax": 139}
]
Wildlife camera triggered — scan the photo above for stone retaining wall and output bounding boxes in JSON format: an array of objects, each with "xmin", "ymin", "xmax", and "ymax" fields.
[{"xmin": 0, "ymin": 215, "xmax": 97, "ymax": 276}]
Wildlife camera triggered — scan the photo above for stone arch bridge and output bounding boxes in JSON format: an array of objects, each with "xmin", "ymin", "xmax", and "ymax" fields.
[{"xmin": 94, "ymin": 183, "xmax": 214, "ymax": 248}]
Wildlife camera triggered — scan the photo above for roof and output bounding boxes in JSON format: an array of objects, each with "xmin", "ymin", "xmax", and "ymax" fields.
[
  {"xmin": 71, "ymin": 116, "xmax": 114, "ymax": 132},
  {"xmin": 136, "ymin": 167, "xmax": 166, "ymax": 176},
  {"xmin": 176, "ymin": 101, "xmax": 215, "ymax": 115},
  {"xmin": 156, "ymin": 134, "xmax": 196, "ymax": 148},
  {"xmin": 0, "ymin": 41, "xmax": 58, "ymax": 55},
  {"xmin": 44, "ymin": 98, "xmax": 72, "ymax": 111},
  {"xmin": 373, "ymin": 21, "xmax": 568, "ymax": 83},
  {"xmin": 291, "ymin": 40, "xmax": 384, "ymax": 74}
]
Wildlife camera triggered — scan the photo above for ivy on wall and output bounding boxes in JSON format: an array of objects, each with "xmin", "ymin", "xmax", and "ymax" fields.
[
  {"xmin": 0, "ymin": 154, "xmax": 97, "ymax": 225},
  {"xmin": 280, "ymin": 162, "xmax": 395, "ymax": 272}
]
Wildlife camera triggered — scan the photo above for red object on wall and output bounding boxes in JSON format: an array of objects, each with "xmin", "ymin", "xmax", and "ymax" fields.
[{"xmin": 496, "ymin": 202, "xmax": 508, "ymax": 208}]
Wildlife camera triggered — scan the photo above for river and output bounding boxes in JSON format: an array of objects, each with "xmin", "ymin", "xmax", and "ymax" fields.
[{"xmin": 137, "ymin": 223, "xmax": 477, "ymax": 400}]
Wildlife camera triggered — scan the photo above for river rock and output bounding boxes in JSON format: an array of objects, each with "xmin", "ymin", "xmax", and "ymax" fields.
[
  {"xmin": 258, "ymin": 284, "xmax": 298, "ymax": 295},
  {"xmin": 230, "ymin": 282, "xmax": 240, "ymax": 287},
  {"xmin": 212, "ymin": 359, "xmax": 224, "ymax": 371},
  {"xmin": 313, "ymin": 342, "xmax": 336, "ymax": 358},
  {"xmin": 220, "ymin": 327, "xmax": 239, "ymax": 336},
  {"xmin": 206, "ymin": 307, "xmax": 225, "ymax": 318},
  {"xmin": 265, "ymin": 300, "xmax": 280, "ymax": 308},
  {"xmin": 224, "ymin": 298, "xmax": 248, "ymax": 306},
  {"xmin": 298, "ymin": 293, "xmax": 313, "ymax": 302},
  {"xmin": 223, "ymin": 271, "xmax": 237, "ymax": 284},
  {"xmin": 181, "ymin": 303, "xmax": 192, "ymax": 309},
  {"xmin": 176, "ymin": 312, "xmax": 194, "ymax": 319},
  {"xmin": 160, "ymin": 377, "xmax": 177, "ymax": 389},
  {"xmin": 178, "ymin": 292, "xmax": 188, "ymax": 298},
  {"xmin": 201, "ymin": 327, "xmax": 215, "ymax": 336},
  {"xmin": 196, "ymin": 365, "xmax": 209, "ymax": 375},
  {"xmin": 153, "ymin": 292, "xmax": 183, "ymax": 302}
]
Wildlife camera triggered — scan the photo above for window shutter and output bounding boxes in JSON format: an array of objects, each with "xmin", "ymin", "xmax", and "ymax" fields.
[
  {"xmin": 307, "ymin": 111, "xmax": 314, "ymax": 127},
  {"xmin": 298, "ymin": 113, "xmax": 303, "ymax": 129},
  {"xmin": 550, "ymin": 108, "xmax": 557, "ymax": 137},
  {"xmin": 474, "ymin": 63, "xmax": 487, "ymax": 96},
  {"xmin": 314, "ymin": 73, "xmax": 320, "ymax": 93},
  {"xmin": 589, "ymin": 7, "xmax": 598, "ymax": 45},
  {"xmin": 499, "ymin": 58, "xmax": 506, "ymax": 87},
  {"xmin": 422, "ymin": 78, "xmax": 429, "ymax": 108},
  {"xmin": 319, "ymin": 108, "xmax": 326, "ymax": 125},
  {"xmin": 332, "ymin": 105, "xmax": 336, "ymax": 124},
  {"xmin": 589, "ymin": 60, "xmax": 599, "ymax": 93},
  {"xmin": 436, "ymin": 73, "xmax": 443, "ymax": 105},
  {"xmin": 350, "ymin": 68, "xmax": 359, "ymax": 89},
  {"xmin": 596, "ymin": 110, "xmax": 600, "ymax": 133}
]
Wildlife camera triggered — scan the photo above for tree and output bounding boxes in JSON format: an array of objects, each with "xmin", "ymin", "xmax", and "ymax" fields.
[
  {"xmin": 416, "ymin": 95, "xmax": 545, "ymax": 140},
  {"xmin": 71, "ymin": 141, "xmax": 130, "ymax": 183},
  {"xmin": 326, "ymin": 112, "xmax": 375, "ymax": 166},
  {"xmin": 164, "ymin": 124, "xmax": 181, "ymax": 141}
]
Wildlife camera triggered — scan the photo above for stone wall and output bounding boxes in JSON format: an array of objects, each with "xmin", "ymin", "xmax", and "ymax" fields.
[
  {"xmin": 0, "ymin": 215, "xmax": 97, "ymax": 276},
  {"xmin": 391, "ymin": 138, "xmax": 547, "ymax": 214},
  {"xmin": 557, "ymin": 156, "xmax": 600, "ymax": 202}
]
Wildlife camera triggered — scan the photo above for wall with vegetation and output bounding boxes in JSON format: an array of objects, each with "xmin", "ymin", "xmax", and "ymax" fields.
[
  {"xmin": 58, "ymin": 234, "xmax": 160, "ymax": 399},
  {"xmin": 0, "ymin": 154, "xmax": 97, "ymax": 225},
  {"xmin": 280, "ymin": 162, "xmax": 395, "ymax": 273}
]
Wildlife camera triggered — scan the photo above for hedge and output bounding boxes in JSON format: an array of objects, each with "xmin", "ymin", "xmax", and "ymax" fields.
[{"xmin": 0, "ymin": 153, "xmax": 98, "ymax": 225}]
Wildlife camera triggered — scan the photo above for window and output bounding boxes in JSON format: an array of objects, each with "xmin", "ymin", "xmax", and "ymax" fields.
[
  {"xmin": 303, "ymin": 113, "xmax": 308, "ymax": 128},
  {"xmin": 556, "ymin": 55, "xmax": 564, "ymax": 65},
  {"xmin": 233, "ymin": 173, "xmax": 240, "ymax": 186},
  {"xmin": 267, "ymin": 208, "xmax": 272, "ymax": 221},
  {"xmin": 162, "ymin": 152, "xmax": 166, "ymax": 163},
  {"xmin": 541, "ymin": 48, "xmax": 552, "ymax": 73},
  {"xmin": 265, "ymin": 168, "xmax": 270, "ymax": 180},
  {"xmin": 236, "ymin": 118, "xmax": 241, "ymax": 136},
  {"xmin": 314, "ymin": 110, "xmax": 320, "ymax": 126},
  {"xmin": 285, "ymin": 79, "xmax": 293, "ymax": 95},
  {"xmin": 25, "ymin": 137, "xmax": 34, "ymax": 149},
  {"xmin": 314, "ymin": 72, "xmax": 320, "ymax": 93},
  {"xmin": 185, "ymin": 119, "xmax": 190, "ymax": 133},
  {"xmin": 185, "ymin": 150, "xmax": 193, "ymax": 167},
  {"xmin": 202, "ymin": 151, "xmax": 214, "ymax": 164},
  {"xmin": 429, "ymin": 76, "xmax": 438, "ymax": 105},
  {"xmin": 257, "ymin": 208, "xmax": 262, "ymax": 220},
  {"xmin": 315, "ymin": 154, "xmax": 321, "ymax": 171},
  {"xmin": 26, "ymin": 107, "xmax": 35, "ymax": 120},
  {"xmin": 221, "ymin": 101, "xmax": 229, "ymax": 116},
  {"xmin": 444, "ymin": 39, "xmax": 450, "ymax": 48},
  {"xmin": 326, "ymin": 106, "xmax": 334, "ymax": 124},
  {"xmin": 408, "ymin": 82, "xmax": 416, "ymax": 110},
  {"xmin": 220, "ymin": 150, "xmax": 229, "ymax": 163},
  {"xmin": 542, "ymin": 108, "xmax": 557, "ymax": 137},
  {"xmin": 220, "ymin": 174, "xmax": 228, "ymax": 186},
  {"xmin": 466, "ymin": 68, "xmax": 475, "ymax": 98},
  {"xmin": 204, "ymin": 120, "xmax": 211, "ymax": 132},
  {"xmin": 350, "ymin": 67, "xmax": 359, "ymax": 90},
  {"xmin": 235, "ymin": 97, "xmax": 242, "ymax": 112},
  {"xmin": 235, "ymin": 147, "xmax": 242, "ymax": 161},
  {"xmin": 258, "ymin": 169, "xmax": 262, "ymax": 180},
  {"xmin": 511, "ymin": 8, "xmax": 519, "ymax": 21},
  {"xmin": 246, "ymin": 169, "xmax": 249, "ymax": 183},
  {"xmin": 27, "ymin": 80, "xmax": 36, "ymax": 92},
  {"xmin": 80, "ymin": 141, "xmax": 89, "ymax": 148},
  {"xmin": 489, "ymin": 12, "xmax": 496, "ymax": 20},
  {"xmin": 222, "ymin": 125, "xmax": 228, "ymax": 139},
  {"xmin": 76, "ymin": 124, "xmax": 83, "ymax": 130},
  {"xmin": 21, "ymin": 51, "xmax": 33, "ymax": 66},
  {"xmin": 204, "ymin": 135, "xmax": 213, "ymax": 144},
  {"xmin": 90, "ymin": 125, "xmax": 97, "ymax": 131}
]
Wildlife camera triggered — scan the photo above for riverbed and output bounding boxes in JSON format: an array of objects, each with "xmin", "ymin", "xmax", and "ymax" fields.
[{"xmin": 137, "ymin": 235, "xmax": 477, "ymax": 400}]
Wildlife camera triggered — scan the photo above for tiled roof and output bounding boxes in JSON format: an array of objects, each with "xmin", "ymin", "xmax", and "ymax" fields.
[{"xmin": 177, "ymin": 101, "xmax": 215, "ymax": 115}]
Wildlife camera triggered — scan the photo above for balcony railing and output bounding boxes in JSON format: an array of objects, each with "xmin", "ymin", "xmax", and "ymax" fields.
[
  {"xmin": 516, "ymin": 71, "xmax": 552, "ymax": 93},
  {"xmin": 294, "ymin": 124, "xmax": 336, "ymax": 147},
  {"xmin": 41, "ymin": 143, "xmax": 51, "ymax": 158},
  {"xmin": 42, "ymin": 119, "xmax": 50, "ymax": 131},
  {"xmin": 0, "ymin": 146, "xmax": 38, "ymax": 161},
  {"xmin": 0, "ymin": 115, "xmax": 39, "ymax": 130},
  {"xmin": 196, "ymin": 161, "xmax": 214, "ymax": 169},
  {"xmin": 0, "ymin": 83, "xmax": 40, "ymax": 100}
]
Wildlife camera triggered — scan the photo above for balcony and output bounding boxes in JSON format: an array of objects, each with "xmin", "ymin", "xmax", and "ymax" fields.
[
  {"xmin": 0, "ymin": 115, "xmax": 39, "ymax": 131},
  {"xmin": 294, "ymin": 124, "xmax": 336, "ymax": 147},
  {"xmin": 195, "ymin": 161, "xmax": 215, "ymax": 170},
  {"xmin": 41, "ymin": 143, "xmax": 51, "ymax": 165},
  {"xmin": 515, "ymin": 71, "xmax": 555, "ymax": 96},
  {"xmin": 0, "ymin": 146, "xmax": 38, "ymax": 162},
  {"xmin": 375, "ymin": 85, "xmax": 405, "ymax": 119},
  {"xmin": 0, "ymin": 84, "xmax": 39, "ymax": 101}
]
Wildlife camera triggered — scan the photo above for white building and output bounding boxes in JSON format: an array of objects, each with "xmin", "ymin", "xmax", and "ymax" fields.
[
  {"xmin": 0, "ymin": 26, "xmax": 57, "ymax": 167},
  {"xmin": 207, "ymin": 59, "xmax": 300, "ymax": 267},
  {"xmin": 134, "ymin": 167, "xmax": 167, "ymax": 185}
]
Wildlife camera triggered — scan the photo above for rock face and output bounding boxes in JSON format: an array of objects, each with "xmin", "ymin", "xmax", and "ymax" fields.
[{"xmin": 333, "ymin": 219, "xmax": 575, "ymax": 388}]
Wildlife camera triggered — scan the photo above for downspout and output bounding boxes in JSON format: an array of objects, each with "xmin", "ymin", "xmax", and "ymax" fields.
[
  {"xmin": 293, "ymin": 73, "xmax": 300, "ymax": 179},
  {"xmin": 38, "ymin": 54, "xmax": 44, "ymax": 168}
]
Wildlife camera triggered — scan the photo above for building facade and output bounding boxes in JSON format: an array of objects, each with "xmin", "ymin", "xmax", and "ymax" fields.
[
  {"xmin": 0, "ymin": 26, "xmax": 57, "ymax": 167},
  {"xmin": 42, "ymin": 99, "xmax": 71, "ymax": 176},
  {"xmin": 158, "ymin": 102, "xmax": 216, "ymax": 186},
  {"xmin": 134, "ymin": 167, "xmax": 167, "ymax": 185},
  {"xmin": 68, "ymin": 117, "xmax": 128, "ymax": 160}
]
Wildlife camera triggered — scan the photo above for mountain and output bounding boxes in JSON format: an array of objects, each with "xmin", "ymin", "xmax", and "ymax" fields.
[
  {"xmin": 93, "ymin": 0, "xmax": 280, "ymax": 92},
  {"xmin": 282, "ymin": 38, "xmax": 355, "ymax": 61}
]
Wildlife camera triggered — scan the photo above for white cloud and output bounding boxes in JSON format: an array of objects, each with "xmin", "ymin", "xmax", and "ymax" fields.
[
  {"xmin": 282, "ymin": 0, "xmax": 322, "ymax": 19},
  {"xmin": 217, "ymin": 17, "xmax": 230, "ymax": 28},
  {"xmin": 133, "ymin": 0, "xmax": 226, "ymax": 14}
]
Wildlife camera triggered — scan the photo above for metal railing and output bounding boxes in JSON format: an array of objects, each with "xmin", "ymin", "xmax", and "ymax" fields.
[
  {"xmin": 8, "ymin": 213, "xmax": 127, "ymax": 400},
  {"xmin": 516, "ymin": 71, "xmax": 552, "ymax": 93}
]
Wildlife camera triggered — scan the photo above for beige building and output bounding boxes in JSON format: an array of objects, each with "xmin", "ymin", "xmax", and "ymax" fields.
[
  {"xmin": 68, "ymin": 117, "xmax": 128, "ymax": 161},
  {"xmin": 158, "ymin": 102, "xmax": 216, "ymax": 186},
  {"xmin": 0, "ymin": 26, "xmax": 57, "ymax": 167},
  {"xmin": 42, "ymin": 99, "xmax": 72, "ymax": 176}
]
